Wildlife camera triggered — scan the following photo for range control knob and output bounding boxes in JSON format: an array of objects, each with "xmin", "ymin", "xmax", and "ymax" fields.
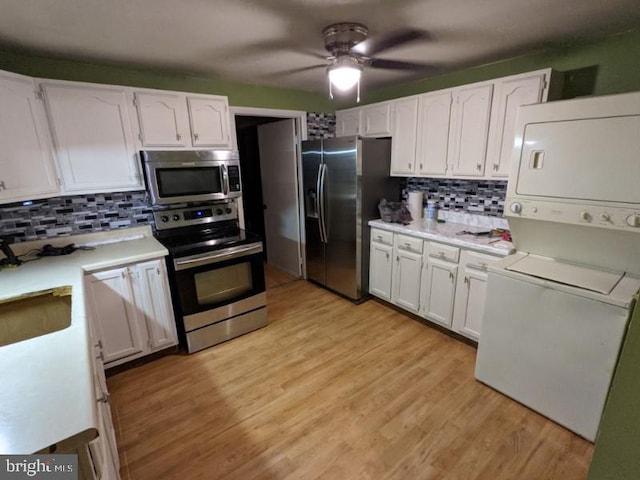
[
  {"xmin": 225, "ymin": 207, "xmax": 232, "ymax": 214},
  {"xmin": 216, "ymin": 208, "xmax": 223, "ymax": 215},
  {"xmin": 160, "ymin": 215, "xmax": 169, "ymax": 223},
  {"xmin": 510, "ymin": 202, "xmax": 522, "ymax": 214},
  {"xmin": 600, "ymin": 213, "xmax": 611, "ymax": 222},
  {"xmin": 625, "ymin": 214, "xmax": 640, "ymax": 227},
  {"xmin": 580, "ymin": 211, "xmax": 592, "ymax": 222},
  {"xmin": 172, "ymin": 214, "xmax": 180, "ymax": 221}
]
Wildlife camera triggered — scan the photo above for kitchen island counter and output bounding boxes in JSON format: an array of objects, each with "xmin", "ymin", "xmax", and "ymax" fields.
[{"xmin": 0, "ymin": 226, "xmax": 166, "ymax": 454}]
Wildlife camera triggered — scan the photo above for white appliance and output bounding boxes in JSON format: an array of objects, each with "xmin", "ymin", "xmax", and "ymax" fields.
[{"xmin": 476, "ymin": 91, "xmax": 640, "ymax": 442}]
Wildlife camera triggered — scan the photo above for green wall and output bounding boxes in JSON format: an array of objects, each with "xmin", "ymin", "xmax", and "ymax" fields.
[
  {"xmin": 342, "ymin": 28, "xmax": 640, "ymax": 107},
  {"xmin": 2, "ymin": 28, "xmax": 640, "ymax": 113},
  {"xmin": 0, "ymin": 50, "xmax": 334, "ymax": 112},
  {"xmin": 588, "ymin": 297, "xmax": 640, "ymax": 480}
]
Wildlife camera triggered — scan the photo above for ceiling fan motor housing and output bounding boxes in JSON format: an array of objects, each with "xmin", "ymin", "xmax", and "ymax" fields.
[{"xmin": 322, "ymin": 23, "xmax": 368, "ymax": 55}]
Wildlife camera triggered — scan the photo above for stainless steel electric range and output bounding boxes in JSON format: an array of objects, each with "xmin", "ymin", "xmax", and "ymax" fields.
[{"xmin": 153, "ymin": 199, "xmax": 267, "ymax": 353}]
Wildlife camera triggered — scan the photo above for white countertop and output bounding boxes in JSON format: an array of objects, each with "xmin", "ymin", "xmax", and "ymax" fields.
[
  {"xmin": 0, "ymin": 227, "xmax": 167, "ymax": 454},
  {"xmin": 369, "ymin": 219, "xmax": 515, "ymax": 256}
]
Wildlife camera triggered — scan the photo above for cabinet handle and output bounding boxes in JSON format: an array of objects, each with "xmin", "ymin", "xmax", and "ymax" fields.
[
  {"xmin": 156, "ymin": 267, "xmax": 160, "ymax": 275},
  {"xmin": 0, "ymin": 180, "xmax": 5, "ymax": 191},
  {"xmin": 493, "ymin": 163, "xmax": 499, "ymax": 171},
  {"xmin": 176, "ymin": 133, "xmax": 182, "ymax": 141},
  {"xmin": 476, "ymin": 163, "xmax": 482, "ymax": 171},
  {"xmin": 408, "ymin": 163, "xmax": 412, "ymax": 170},
  {"xmin": 467, "ymin": 262, "xmax": 488, "ymax": 271},
  {"xmin": 94, "ymin": 340, "xmax": 103, "ymax": 349},
  {"xmin": 97, "ymin": 392, "xmax": 111, "ymax": 405},
  {"xmin": 96, "ymin": 350, "xmax": 105, "ymax": 362},
  {"xmin": 449, "ymin": 271, "xmax": 454, "ymax": 280},
  {"xmin": 419, "ymin": 163, "xmax": 423, "ymax": 170},
  {"xmin": 194, "ymin": 132, "xmax": 199, "ymax": 141},
  {"xmin": 464, "ymin": 276, "xmax": 469, "ymax": 285},
  {"xmin": 396, "ymin": 256, "xmax": 400, "ymax": 263},
  {"xmin": 386, "ymin": 252, "xmax": 390, "ymax": 260},
  {"xmin": 376, "ymin": 235, "xmax": 383, "ymax": 241},
  {"xmin": 121, "ymin": 271, "xmax": 125, "ymax": 278}
]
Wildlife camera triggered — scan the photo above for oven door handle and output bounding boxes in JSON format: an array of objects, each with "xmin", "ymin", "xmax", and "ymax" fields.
[{"xmin": 174, "ymin": 242, "xmax": 263, "ymax": 271}]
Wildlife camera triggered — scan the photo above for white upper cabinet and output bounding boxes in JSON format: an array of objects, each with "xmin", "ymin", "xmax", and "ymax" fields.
[
  {"xmin": 486, "ymin": 70, "xmax": 551, "ymax": 178},
  {"xmin": 448, "ymin": 83, "xmax": 494, "ymax": 177},
  {"xmin": 0, "ymin": 70, "xmax": 59, "ymax": 203},
  {"xmin": 43, "ymin": 82, "xmax": 142, "ymax": 194},
  {"xmin": 415, "ymin": 90, "xmax": 453, "ymax": 177},
  {"xmin": 360, "ymin": 102, "xmax": 392, "ymax": 137},
  {"xmin": 187, "ymin": 95, "xmax": 230, "ymax": 147},
  {"xmin": 134, "ymin": 91, "xmax": 191, "ymax": 147},
  {"xmin": 133, "ymin": 91, "xmax": 232, "ymax": 149},
  {"xmin": 335, "ymin": 108, "xmax": 361, "ymax": 136},
  {"xmin": 390, "ymin": 96, "xmax": 419, "ymax": 175}
]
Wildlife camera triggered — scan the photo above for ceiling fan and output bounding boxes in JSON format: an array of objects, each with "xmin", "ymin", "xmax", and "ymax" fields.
[{"xmin": 318, "ymin": 22, "xmax": 434, "ymax": 101}]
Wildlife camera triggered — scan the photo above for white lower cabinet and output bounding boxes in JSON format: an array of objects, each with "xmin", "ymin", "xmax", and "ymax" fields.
[
  {"xmin": 369, "ymin": 227, "xmax": 502, "ymax": 341},
  {"xmin": 391, "ymin": 234, "xmax": 423, "ymax": 313},
  {"xmin": 369, "ymin": 229, "xmax": 394, "ymax": 301},
  {"xmin": 452, "ymin": 250, "xmax": 501, "ymax": 340},
  {"xmin": 420, "ymin": 241, "xmax": 460, "ymax": 327},
  {"xmin": 85, "ymin": 258, "xmax": 177, "ymax": 368}
]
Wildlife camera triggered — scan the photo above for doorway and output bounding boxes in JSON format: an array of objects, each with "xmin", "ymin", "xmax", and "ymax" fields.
[{"xmin": 232, "ymin": 108, "xmax": 307, "ymax": 279}]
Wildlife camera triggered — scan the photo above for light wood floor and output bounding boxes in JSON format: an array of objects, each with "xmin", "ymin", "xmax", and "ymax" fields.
[{"xmin": 107, "ymin": 273, "xmax": 593, "ymax": 480}]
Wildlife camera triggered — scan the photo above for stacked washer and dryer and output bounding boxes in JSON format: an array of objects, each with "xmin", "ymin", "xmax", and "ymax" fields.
[{"xmin": 475, "ymin": 91, "xmax": 640, "ymax": 442}]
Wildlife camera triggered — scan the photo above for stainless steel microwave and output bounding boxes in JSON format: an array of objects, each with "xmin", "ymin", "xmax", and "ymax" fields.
[{"xmin": 141, "ymin": 150, "xmax": 242, "ymax": 205}]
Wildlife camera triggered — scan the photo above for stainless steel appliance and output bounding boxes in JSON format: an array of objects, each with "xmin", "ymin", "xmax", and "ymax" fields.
[
  {"xmin": 302, "ymin": 136, "xmax": 399, "ymax": 301},
  {"xmin": 153, "ymin": 200, "xmax": 267, "ymax": 353},
  {"xmin": 476, "ymin": 92, "xmax": 640, "ymax": 441},
  {"xmin": 141, "ymin": 150, "xmax": 242, "ymax": 206}
]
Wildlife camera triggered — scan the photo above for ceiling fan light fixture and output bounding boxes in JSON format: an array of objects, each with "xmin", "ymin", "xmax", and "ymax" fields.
[{"xmin": 328, "ymin": 64, "xmax": 362, "ymax": 91}]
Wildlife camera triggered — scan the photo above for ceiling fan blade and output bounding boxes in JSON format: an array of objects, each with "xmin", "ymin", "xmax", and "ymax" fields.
[
  {"xmin": 354, "ymin": 29, "xmax": 431, "ymax": 56},
  {"xmin": 264, "ymin": 64, "xmax": 327, "ymax": 78},
  {"xmin": 368, "ymin": 58, "xmax": 438, "ymax": 72}
]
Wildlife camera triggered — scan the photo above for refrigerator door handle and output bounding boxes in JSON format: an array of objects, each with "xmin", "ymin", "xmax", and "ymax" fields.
[{"xmin": 319, "ymin": 163, "xmax": 328, "ymax": 243}]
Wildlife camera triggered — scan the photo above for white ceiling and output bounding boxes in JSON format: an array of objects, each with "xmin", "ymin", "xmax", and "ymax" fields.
[{"xmin": 1, "ymin": 0, "xmax": 640, "ymax": 93}]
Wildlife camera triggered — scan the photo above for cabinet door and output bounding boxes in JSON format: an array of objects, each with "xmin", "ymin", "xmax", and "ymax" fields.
[
  {"xmin": 361, "ymin": 102, "xmax": 392, "ymax": 137},
  {"xmin": 85, "ymin": 267, "xmax": 146, "ymax": 364},
  {"xmin": 134, "ymin": 91, "xmax": 190, "ymax": 147},
  {"xmin": 335, "ymin": 109, "xmax": 360, "ymax": 136},
  {"xmin": 392, "ymin": 248, "xmax": 422, "ymax": 312},
  {"xmin": 420, "ymin": 257, "xmax": 457, "ymax": 327},
  {"xmin": 133, "ymin": 259, "xmax": 178, "ymax": 351},
  {"xmin": 0, "ymin": 71, "xmax": 59, "ymax": 203},
  {"xmin": 390, "ymin": 97, "xmax": 418, "ymax": 176},
  {"xmin": 369, "ymin": 241, "xmax": 393, "ymax": 300},
  {"xmin": 486, "ymin": 74, "xmax": 546, "ymax": 178},
  {"xmin": 187, "ymin": 95, "xmax": 231, "ymax": 147},
  {"xmin": 452, "ymin": 267, "xmax": 488, "ymax": 340},
  {"xmin": 448, "ymin": 83, "xmax": 493, "ymax": 177},
  {"xmin": 416, "ymin": 91, "xmax": 452, "ymax": 176},
  {"xmin": 43, "ymin": 83, "xmax": 142, "ymax": 193}
]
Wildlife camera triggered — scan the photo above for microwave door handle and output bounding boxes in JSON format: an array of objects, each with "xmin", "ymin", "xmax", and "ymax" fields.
[{"xmin": 221, "ymin": 164, "xmax": 229, "ymax": 195}]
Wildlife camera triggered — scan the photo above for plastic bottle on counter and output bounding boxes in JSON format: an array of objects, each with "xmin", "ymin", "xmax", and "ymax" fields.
[{"xmin": 425, "ymin": 200, "xmax": 438, "ymax": 222}]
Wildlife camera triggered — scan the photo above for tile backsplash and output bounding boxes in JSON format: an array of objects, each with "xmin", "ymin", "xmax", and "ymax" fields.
[
  {"xmin": 306, "ymin": 112, "xmax": 336, "ymax": 139},
  {"xmin": 0, "ymin": 192, "xmax": 154, "ymax": 242},
  {"xmin": 403, "ymin": 178, "xmax": 507, "ymax": 217}
]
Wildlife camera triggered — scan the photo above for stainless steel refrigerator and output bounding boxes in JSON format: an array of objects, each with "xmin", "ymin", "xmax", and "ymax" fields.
[{"xmin": 302, "ymin": 136, "xmax": 400, "ymax": 301}]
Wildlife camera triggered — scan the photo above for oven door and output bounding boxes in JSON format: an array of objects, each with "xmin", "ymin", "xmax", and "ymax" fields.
[{"xmin": 171, "ymin": 242, "xmax": 265, "ymax": 331}]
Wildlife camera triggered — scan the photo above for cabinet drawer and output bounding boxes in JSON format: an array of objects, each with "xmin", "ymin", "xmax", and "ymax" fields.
[
  {"xmin": 427, "ymin": 242, "xmax": 460, "ymax": 263},
  {"xmin": 461, "ymin": 250, "xmax": 500, "ymax": 271},
  {"xmin": 371, "ymin": 228, "xmax": 393, "ymax": 246},
  {"xmin": 395, "ymin": 234, "xmax": 423, "ymax": 254}
]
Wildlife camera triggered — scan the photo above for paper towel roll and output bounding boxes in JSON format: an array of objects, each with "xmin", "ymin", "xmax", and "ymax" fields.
[{"xmin": 407, "ymin": 191, "xmax": 423, "ymax": 222}]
